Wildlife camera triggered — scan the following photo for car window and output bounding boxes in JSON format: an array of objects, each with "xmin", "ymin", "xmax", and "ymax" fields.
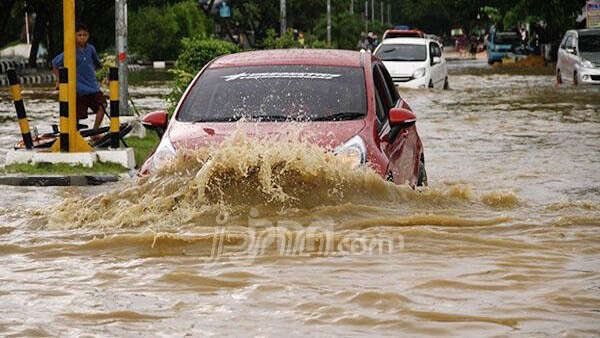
[
  {"xmin": 570, "ymin": 37, "xmax": 578, "ymax": 49},
  {"xmin": 373, "ymin": 88, "xmax": 386, "ymax": 132},
  {"xmin": 177, "ymin": 65, "xmax": 367, "ymax": 122},
  {"xmin": 436, "ymin": 43, "xmax": 442, "ymax": 57},
  {"xmin": 495, "ymin": 33, "xmax": 520, "ymax": 46},
  {"xmin": 377, "ymin": 64, "xmax": 399, "ymax": 106},
  {"xmin": 375, "ymin": 44, "xmax": 427, "ymax": 61},
  {"xmin": 565, "ymin": 36, "xmax": 573, "ymax": 49},
  {"xmin": 579, "ymin": 34, "xmax": 600, "ymax": 52},
  {"xmin": 373, "ymin": 66, "xmax": 394, "ymax": 111},
  {"xmin": 372, "ymin": 66, "xmax": 391, "ymax": 132},
  {"xmin": 560, "ymin": 34, "xmax": 569, "ymax": 49}
]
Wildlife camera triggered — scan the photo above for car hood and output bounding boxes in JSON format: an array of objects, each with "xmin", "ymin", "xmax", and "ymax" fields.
[
  {"xmin": 381, "ymin": 61, "xmax": 427, "ymax": 77},
  {"xmin": 167, "ymin": 119, "xmax": 367, "ymax": 151}
]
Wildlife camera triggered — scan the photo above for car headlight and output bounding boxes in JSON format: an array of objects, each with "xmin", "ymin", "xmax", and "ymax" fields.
[
  {"xmin": 151, "ymin": 135, "xmax": 176, "ymax": 170},
  {"xmin": 582, "ymin": 60, "xmax": 595, "ymax": 69},
  {"xmin": 413, "ymin": 67, "xmax": 426, "ymax": 79},
  {"xmin": 334, "ymin": 135, "xmax": 367, "ymax": 169}
]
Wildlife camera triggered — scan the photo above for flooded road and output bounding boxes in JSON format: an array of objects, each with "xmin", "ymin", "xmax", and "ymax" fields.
[{"xmin": 1, "ymin": 64, "xmax": 600, "ymax": 336}]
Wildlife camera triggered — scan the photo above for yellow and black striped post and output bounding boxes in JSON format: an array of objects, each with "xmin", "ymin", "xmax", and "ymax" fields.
[
  {"xmin": 7, "ymin": 69, "xmax": 33, "ymax": 149},
  {"xmin": 109, "ymin": 67, "xmax": 120, "ymax": 148},
  {"xmin": 58, "ymin": 68, "xmax": 69, "ymax": 152},
  {"xmin": 51, "ymin": 0, "xmax": 91, "ymax": 153}
]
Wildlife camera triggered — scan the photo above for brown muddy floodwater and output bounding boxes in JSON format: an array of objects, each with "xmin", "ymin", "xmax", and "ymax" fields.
[{"xmin": 1, "ymin": 64, "xmax": 599, "ymax": 336}]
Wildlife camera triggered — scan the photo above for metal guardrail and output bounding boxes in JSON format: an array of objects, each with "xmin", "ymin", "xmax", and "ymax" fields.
[{"xmin": 0, "ymin": 63, "xmax": 147, "ymax": 87}]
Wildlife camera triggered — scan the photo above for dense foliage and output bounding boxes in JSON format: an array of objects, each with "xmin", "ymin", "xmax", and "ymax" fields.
[
  {"xmin": 0, "ymin": 0, "xmax": 587, "ymax": 65},
  {"xmin": 129, "ymin": 1, "xmax": 211, "ymax": 61},
  {"xmin": 166, "ymin": 38, "xmax": 240, "ymax": 113}
]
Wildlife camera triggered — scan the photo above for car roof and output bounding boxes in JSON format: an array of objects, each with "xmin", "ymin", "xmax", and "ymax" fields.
[
  {"xmin": 380, "ymin": 37, "xmax": 429, "ymax": 45},
  {"xmin": 210, "ymin": 49, "xmax": 364, "ymax": 68},
  {"xmin": 575, "ymin": 29, "xmax": 600, "ymax": 36}
]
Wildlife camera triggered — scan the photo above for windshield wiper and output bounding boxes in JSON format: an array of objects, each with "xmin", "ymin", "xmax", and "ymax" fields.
[
  {"xmin": 384, "ymin": 58, "xmax": 419, "ymax": 61},
  {"xmin": 312, "ymin": 112, "xmax": 365, "ymax": 121},
  {"xmin": 192, "ymin": 116, "xmax": 242, "ymax": 123},
  {"xmin": 192, "ymin": 115, "xmax": 291, "ymax": 122},
  {"xmin": 252, "ymin": 115, "xmax": 290, "ymax": 121}
]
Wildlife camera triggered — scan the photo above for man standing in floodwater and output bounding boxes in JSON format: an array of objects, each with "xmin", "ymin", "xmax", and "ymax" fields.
[{"xmin": 52, "ymin": 22, "xmax": 106, "ymax": 132}]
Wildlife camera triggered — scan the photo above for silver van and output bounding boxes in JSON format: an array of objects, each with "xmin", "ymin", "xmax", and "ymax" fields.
[{"xmin": 556, "ymin": 29, "xmax": 600, "ymax": 86}]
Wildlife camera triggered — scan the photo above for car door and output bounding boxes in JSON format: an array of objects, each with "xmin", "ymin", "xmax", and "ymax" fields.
[
  {"xmin": 435, "ymin": 43, "xmax": 447, "ymax": 85},
  {"xmin": 557, "ymin": 34, "xmax": 568, "ymax": 81},
  {"xmin": 428, "ymin": 42, "xmax": 440, "ymax": 87},
  {"xmin": 564, "ymin": 35, "xmax": 576, "ymax": 80},
  {"xmin": 373, "ymin": 63, "xmax": 418, "ymax": 185}
]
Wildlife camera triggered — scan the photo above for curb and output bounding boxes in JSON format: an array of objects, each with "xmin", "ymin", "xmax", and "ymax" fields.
[{"xmin": 0, "ymin": 175, "xmax": 119, "ymax": 186}]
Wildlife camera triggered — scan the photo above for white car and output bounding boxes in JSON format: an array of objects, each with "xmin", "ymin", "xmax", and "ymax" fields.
[
  {"xmin": 374, "ymin": 37, "xmax": 448, "ymax": 89},
  {"xmin": 556, "ymin": 29, "xmax": 600, "ymax": 86}
]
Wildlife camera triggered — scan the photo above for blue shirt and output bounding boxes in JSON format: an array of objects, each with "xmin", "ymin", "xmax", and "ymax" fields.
[{"xmin": 52, "ymin": 44, "xmax": 102, "ymax": 95}]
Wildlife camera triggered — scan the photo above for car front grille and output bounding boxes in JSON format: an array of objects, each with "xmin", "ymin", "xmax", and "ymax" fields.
[
  {"xmin": 392, "ymin": 76, "xmax": 412, "ymax": 83},
  {"xmin": 591, "ymin": 75, "xmax": 600, "ymax": 81}
]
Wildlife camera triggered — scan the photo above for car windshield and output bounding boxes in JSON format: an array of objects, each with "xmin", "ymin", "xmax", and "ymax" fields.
[
  {"xmin": 579, "ymin": 34, "xmax": 600, "ymax": 52},
  {"xmin": 375, "ymin": 44, "xmax": 427, "ymax": 61},
  {"xmin": 177, "ymin": 65, "xmax": 366, "ymax": 122},
  {"xmin": 495, "ymin": 33, "xmax": 520, "ymax": 45}
]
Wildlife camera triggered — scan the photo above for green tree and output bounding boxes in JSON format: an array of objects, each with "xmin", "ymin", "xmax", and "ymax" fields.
[
  {"xmin": 314, "ymin": 11, "xmax": 371, "ymax": 49},
  {"xmin": 167, "ymin": 37, "xmax": 240, "ymax": 113},
  {"xmin": 129, "ymin": 1, "xmax": 211, "ymax": 61}
]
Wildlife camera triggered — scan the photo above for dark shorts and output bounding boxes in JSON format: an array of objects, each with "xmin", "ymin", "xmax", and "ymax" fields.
[{"xmin": 77, "ymin": 92, "xmax": 106, "ymax": 120}]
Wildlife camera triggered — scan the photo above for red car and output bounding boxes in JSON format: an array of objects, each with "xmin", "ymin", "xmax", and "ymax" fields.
[{"xmin": 141, "ymin": 49, "xmax": 426, "ymax": 186}]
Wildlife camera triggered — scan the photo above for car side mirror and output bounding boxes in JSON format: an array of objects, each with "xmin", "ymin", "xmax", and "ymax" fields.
[
  {"xmin": 142, "ymin": 110, "xmax": 168, "ymax": 138},
  {"xmin": 432, "ymin": 56, "xmax": 441, "ymax": 64},
  {"xmin": 389, "ymin": 107, "xmax": 416, "ymax": 127}
]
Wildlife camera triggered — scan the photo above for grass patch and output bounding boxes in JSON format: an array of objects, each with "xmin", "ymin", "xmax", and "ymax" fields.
[
  {"xmin": 2, "ymin": 161, "xmax": 129, "ymax": 175},
  {"xmin": 129, "ymin": 69, "xmax": 174, "ymax": 85},
  {"xmin": 125, "ymin": 132, "xmax": 160, "ymax": 168},
  {"xmin": 1, "ymin": 132, "xmax": 160, "ymax": 175}
]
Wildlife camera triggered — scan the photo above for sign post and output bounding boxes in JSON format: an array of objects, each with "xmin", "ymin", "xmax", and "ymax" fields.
[
  {"xmin": 588, "ymin": 1, "xmax": 600, "ymax": 28},
  {"xmin": 116, "ymin": 0, "xmax": 129, "ymax": 117}
]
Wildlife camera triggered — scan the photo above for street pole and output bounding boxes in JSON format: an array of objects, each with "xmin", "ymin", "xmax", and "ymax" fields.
[
  {"xmin": 380, "ymin": 0, "xmax": 383, "ymax": 23},
  {"xmin": 350, "ymin": 0, "xmax": 353, "ymax": 14},
  {"xmin": 280, "ymin": 0, "xmax": 286, "ymax": 35},
  {"xmin": 388, "ymin": 3, "xmax": 391, "ymax": 25},
  {"xmin": 116, "ymin": 0, "xmax": 128, "ymax": 117},
  {"xmin": 364, "ymin": 1, "xmax": 368, "ymax": 32},
  {"xmin": 371, "ymin": 0, "xmax": 374, "ymax": 22},
  {"xmin": 61, "ymin": 0, "xmax": 90, "ymax": 152},
  {"xmin": 327, "ymin": 0, "xmax": 331, "ymax": 46}
]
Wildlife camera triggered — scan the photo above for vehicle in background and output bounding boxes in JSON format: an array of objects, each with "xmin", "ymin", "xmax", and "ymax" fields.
[
  {"xmin": 556, "ymin": 29, "xmax": 600, "ymax": 86},
  {"xmin": 486, "ymin": 30, "xmax": 521, "ymax": 65},
  {"xmin": 374, "ymin": 37, "xmax": 448, "ymax": 89},
  {"xmin": 382, "ymin": 29, "xmax": 425, "ymax": 40},
  {"xmin": 141, "ymin": 49, "xmax": 427, "ymax": 187}
]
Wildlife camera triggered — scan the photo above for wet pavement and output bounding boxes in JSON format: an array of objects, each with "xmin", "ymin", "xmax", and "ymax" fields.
[{"xmin": 0, "ymin": 62, "xmax": 599, "ymax": 336}]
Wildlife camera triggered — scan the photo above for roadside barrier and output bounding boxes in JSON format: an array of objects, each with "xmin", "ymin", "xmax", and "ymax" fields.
[
  {"xmin": 0, "ymin": 73, "xmax": 55, "ymax": 86},
  {"xmin": 109, "ymin": 67, "xmax": 120, "ymax": 148},
  {"xmin": 0, "ymin": 58, "xmax": 47, "ymax": 74},
  {"xmin": 7, "ymin": 69, "xmax": 33, "ymax": 149},
  {"xmin": 58, "ymin": 68, "xmax": 69, "ymax": 152}
]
